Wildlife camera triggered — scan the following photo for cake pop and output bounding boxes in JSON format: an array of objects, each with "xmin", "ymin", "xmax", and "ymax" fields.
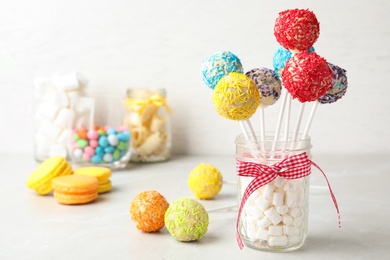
[
  {"xmin": 130, "ymin": 190, "xmax": 169, "ymax": 232},
  {"xmin": 164, "ymin": 198, "xmax": 209, "ymax": 241},
  {"xmin": 188, "ymin": 163, "xmax": 223, "ymax": 199},
  {"xmin": 212, "ymin": 72, "xmax": 260, "ymax": 121},
  {"xmin": 317, "ymin": 63, "xmax": 348, "ymax": 104},
  {"xmin": 201, "ymin": 51, "xmax": 243, "ymax": 90},
  {"xmin": 274, "ymin": 9, "xmax": 320, "ymax": 53},
  {"xmin": 245, "ymin": 67, "xmax": 281, "ymax": 107},
  {"xmin": 282, "ymin": 52, "xmax": 333, "ymax": 102},
  {"xmin": 273, "ymin": 46, "xmax": 315, "ymax": 78}
]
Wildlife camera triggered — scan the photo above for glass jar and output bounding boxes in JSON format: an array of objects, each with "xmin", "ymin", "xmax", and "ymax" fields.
[
  {"xmin": 124, "ymin": 88, "xmax": 172, "ymax": 162},
  {"xmin": 235, "ymin": 133, "xmax": 312, "ymax": 251},
  {"xmin": 68, "ymin": 92, "xmax": 131, "ymax": 169}
]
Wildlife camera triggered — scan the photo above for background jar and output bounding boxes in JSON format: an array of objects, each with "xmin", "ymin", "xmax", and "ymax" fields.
[
  {"xmin": 124, "ymin": 88, "xmax": 172, "ymax": 162},
  {"xmin": 69, "ymin": 91, "xmax": 131, "ymax": 169},
  {"xmin": 235, "ymin": 133, "xmax": 312, "ymax": 252}
]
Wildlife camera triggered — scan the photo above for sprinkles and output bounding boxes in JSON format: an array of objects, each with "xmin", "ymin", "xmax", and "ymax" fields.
[
  {"xmin": 212, "ymin": 72, "xmax": 260, "ymax": 121},
  {"xmin": 282, "ymin": 52, "xmax": 333, "ymax": 102},
  {"xmin": 317, "ymin": 63, "xmax": 348, "ymax": 104},
  {"xmin": 274, "ymin": 9, "xmax": 320, "ymax": 52}
]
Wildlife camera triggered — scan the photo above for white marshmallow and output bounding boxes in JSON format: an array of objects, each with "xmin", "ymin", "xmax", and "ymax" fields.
[
  {"xmin": 49, "ymin": 144, "xmax": 68, "ymax": 158},
  {"xmin": 285, "ymin": 191, "xmax": 299, "ymax": 207},
  {"xmin": 257, "ymin": 217, "xmax": 271, "ymax": 229},
  {"xmin": 288, "ymin": 235, "xmax": 302, "ymax": 246},
  {"xmin": 54, "ymin": 108, "xmax": 75, "ymax": 129},
  {"xmin": 282, "ymin": 214, "xmax": 293, "ymax": 226},
  {"xmin": 292, "ymin": 216, "xmax": 304, "ymax": 228},
  {"xmin": 272, "ymin": 192, "xmax": 284, "ymax": 206},
  {"xmin": 52, "ymin": 71, "xmax": 80, "ymax": 92},
  {"xmin": 37, "ymin": 120, "xmax": 61, "ymax": 142},
  {"xmin": 268, "ymin": 235, "xmax": 288, "ymax": 247},
  {"xmin": 283, "ymin": 225, "xmax": 299, "ymax": 236},
  {"xmin": 56, "ymin": 129, "xmax": 70, "ymax": 146},
  {"xmin": 263, "ymin": 184, "xmax": 275, "ymax": 200},
  {"xmin": 273, "ymin": 176, "xmax": 285, "ymax": 188},
  {"xmin": 248, "ymin": 206, "xmax": 264, "ymax": 219},
  {"xmin": 264, "ymin": 207, "xmax": 283, "ymax": 225},
  {"xmin": 268, "ymin": 225, "xmax": 283, "ymax": 236},
  {"xmin": 288, "ymin": 207, "xmax": 302, "ymax": 218},
  {"xmin": 246, "ymin": 227, "xmax": 257, "ymax": 240},
  {"xmin": 75, "ymin": 71, "xmax": 88, "ymax": 88},
  {"xmin": 35, "ymin": 101, "xmax": 60, "ymax": 121},
  {"xmin": 276, "ymin": 205, "xmax": 289, "ymax": 215},
  {"xmin": 255, "ymin": 229, "xmax": 269, "ymax": 241},
  {"xmin": 255, "ymin": 196, "xmax": 271, "ymax": 211},
  {"xmin": 284, "ymin": 179, "xmax": 302, "ymax": 191}
]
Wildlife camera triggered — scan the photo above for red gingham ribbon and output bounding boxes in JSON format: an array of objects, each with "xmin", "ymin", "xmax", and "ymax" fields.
[{"xmin": 235, "ymin": 152, "xmax": 340, "ymax": 249}]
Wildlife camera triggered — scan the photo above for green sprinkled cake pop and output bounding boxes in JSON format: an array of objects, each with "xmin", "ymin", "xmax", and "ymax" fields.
[{"xmin": 164, "ymin": 197, "xmax": 209, "ymax": 241}]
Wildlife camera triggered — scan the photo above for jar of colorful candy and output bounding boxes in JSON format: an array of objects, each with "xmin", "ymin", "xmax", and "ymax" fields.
[
  {"xmin": 69, "ymin": 92, "xmax": 131, "ymax": 169},
  {"xmin": 235, "ymin": 133, "xmax": 312, "ymax": 251},
  {"xmin": 124, "ymin": 88, "xmax": 171, "ymax": 162}
]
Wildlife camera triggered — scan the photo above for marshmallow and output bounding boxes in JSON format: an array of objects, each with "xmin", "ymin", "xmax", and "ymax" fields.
[
  {"xmin": 292, "ymin": 215, "xmax": 304, "ymax": 228},
  {"xmin": 257, "ymin": 216, "xmax": 271, "ymax": 229},
  {"xmin": 288, "ymin": 235, "xmax": 302, "ymax": 246},
  {"xmin": 49, "ymin": 144, "xmax": 68, "ymax": 158},
  {"xmin": 248, "ymin": 206, "xmax": 264, "ymax": 219},
  {"xmin": 56, "ymin": 129, "xmax": 70, "ymax": 146},
  {"xmin": 268, "ymin": 235, "xmax": 288, "ymax": 247},
  {"xmin": 263, "ymin": 184, "xmax": 275, "ymax": 199},
  {"xmin": 282, "ymin": 214, "xmax": 293, "ymax": 226},
  {"xmin": 268, "ymin": 225, "xmax": 283, "ymax": 236},
  {"xmin": 284, "ymin": 179, "xmax": 302, "ymax": 191},
  {"xmin": 272, "ymin": 191, "xmax": 284, "ymax": 206},
  {"xmin": 273, "ymin": 176, "xmax": 285, "ymax": 188},
  {"xmin": 255, "ymin": 196, "xmax": 271, "ymax": 211},
  {"xmin": 264, "ymin": 207, "xmax": 283, "ymax": 225},
  {"xmin": 35, "ymin": 101, "xmax": 60, "ymax": 121},
  {"xmin": 276, "ymin": 205, "xmax": 289, "ymax": 215},
  {"xmin": 283, "ymin": 225, "xmax": 299, "ymax": 236},
  {"xmin": 37, "ymin": 120, "xmax": 61, "ymax": 142},
  {"xmin": 285, "ymin": 191, "xmax": 299, "ymax": 207},
  {"xmin": 255, "ymin": 229, "xmax": 269, "ymax": 241},
  {"xmin": 54, "ymin": 108, "xmax": 75, "ymax": 129},
  {"xmin": 246, "ymin": 226, "xmax": 257, "ymax": 240},
  {"xmin": 52, "ymin": 71, "xmax": 80, "ymax": 92},
  {"xmin": 288, "ymin": 207, "xmax": 302, "ymax": 218}
]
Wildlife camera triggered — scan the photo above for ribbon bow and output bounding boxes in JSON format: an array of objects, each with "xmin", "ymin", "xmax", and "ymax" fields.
[
  {"xmin": 235, "ymin": 152, "xmax": 340, "ymax": 249},
  {"xmin": 125, "ymin": 94, "xmax": 172, "ymax": 115}
]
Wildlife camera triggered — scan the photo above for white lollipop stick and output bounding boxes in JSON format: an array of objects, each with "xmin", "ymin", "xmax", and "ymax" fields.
[
  {"xmin": 303, "ymin": 102, "xmax": 319, "ymax": 138},
  {"xmin": 290, "ymin": 103, "xmax": 306, "ymax": 151},
  {"xmin": 284, "ymin": 94, "xmax": 291, "ymax": 142},
  {"xmin": 271, "ymin": 90, "xmax": 288, "ymax": 152},
  {"xmin": 260, "ymin": 107, "xmax": 265, "ymax": 142},
  {"xmin": 239, "ymin": 121, "xmax": 250, "ymax": 141}
]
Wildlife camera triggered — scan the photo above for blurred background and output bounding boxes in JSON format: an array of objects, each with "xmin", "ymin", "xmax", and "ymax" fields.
[{"xmin": 0, "ymin": 0, "xmax": 389, "ymax": 156}]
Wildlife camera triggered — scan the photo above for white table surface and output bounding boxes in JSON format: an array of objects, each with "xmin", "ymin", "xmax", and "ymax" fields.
[{"xmin": 1, "ymin": 153, "xmax": 389, "ymax": 260}]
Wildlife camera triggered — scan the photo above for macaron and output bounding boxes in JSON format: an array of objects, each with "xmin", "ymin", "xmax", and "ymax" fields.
[
  {"xmin": 73, "ymin": 166, "xmax": 112, "ymax": 193},
  {"xmin": 26, "ymin": 156, "xmax": 73, "ymax": 195},
  {"xmin": 52, "ymin": 175, "xmax": 99, "ymax": 205}
]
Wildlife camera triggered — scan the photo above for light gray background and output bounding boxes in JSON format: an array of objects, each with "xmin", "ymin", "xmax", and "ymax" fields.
[{"xmin": 1, "ymin": 0, "xmax": 388, "ymax": 156}]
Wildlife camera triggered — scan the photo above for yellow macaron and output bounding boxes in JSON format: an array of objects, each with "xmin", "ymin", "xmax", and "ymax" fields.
[
  {"xmin": 73, "ymin": 166, "xmax": 112, "ymax": 193},
  {"xmin": 26, "ymin": 156, "xmax": 73, "ymax": 195},
  {"xmin": 52, "ymin": 174, "xmax": 99, "ymax": 205}
]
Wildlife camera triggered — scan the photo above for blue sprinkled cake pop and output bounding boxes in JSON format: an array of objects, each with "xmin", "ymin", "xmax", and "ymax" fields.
[
  {"xmin": 201, "ymin": 51, "xmax": 243, "ymax": 90},
  {"xmin": 273, "ymin": 46, "xmax": 315, "ymax": 78},
  {"xmin": 317, "ymin": 63, "xmax": 348, "ymax": 104}
]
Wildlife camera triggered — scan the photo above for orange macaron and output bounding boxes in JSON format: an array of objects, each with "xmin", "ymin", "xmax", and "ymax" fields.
[{"xmin": 52, "ymin": 175, "xmax": 99, "ymax": 205}]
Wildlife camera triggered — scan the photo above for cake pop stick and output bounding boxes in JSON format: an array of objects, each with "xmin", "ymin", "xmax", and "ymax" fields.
[
  {"xmin": 271, "ymin": 89, "xmax": 288, "ymax": 152},
  {"xmin": 302, "ymin": 63, "xmax": 348, "ymax": 138}
]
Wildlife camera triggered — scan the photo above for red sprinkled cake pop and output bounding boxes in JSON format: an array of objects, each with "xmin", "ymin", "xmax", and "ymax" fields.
[
  {"xmin": 274, "ymin": 9, "xmax": 320, "ymax": 53},
  {"xmin": 282, "ymin": 52, "xmax": 333, "ymax": 102}
]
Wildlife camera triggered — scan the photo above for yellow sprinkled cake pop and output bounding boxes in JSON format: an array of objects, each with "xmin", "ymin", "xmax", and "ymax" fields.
[
  {"xmin": 212, "ymin": 72, "xmax": 260, "ymax": 121},
  {"xmin": 188, "ymin": 163, "xmax": 223, "ymax": 199}
]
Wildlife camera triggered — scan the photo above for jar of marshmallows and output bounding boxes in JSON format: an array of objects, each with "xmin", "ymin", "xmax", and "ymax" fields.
[
  {"xmin": 124, "ymin": 88, "xmax": 172, "ymax": 162},
  {"xmin": 235, "ymin": 133, "xmax": 312, "ymax": 251}
]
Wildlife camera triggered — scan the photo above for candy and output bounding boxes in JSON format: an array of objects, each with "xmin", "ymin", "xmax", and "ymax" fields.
[
  {"xmin": 70, "ymin": 124, "xmax": 131, "ymax": 166},
  {"xmin": 274, "ymin": 9, "xmax": 319, "ymax": 52},
  {"xmin": 282, "ymin": 52, "xmax": 333, "ymax": 102},
  {"xmin": 317, "ymin": 63, "xmax": 348, "ymax": 104},
  {"xmin": 201, "ymin": 51, "xmax": 243, "ymax": 90},
  {"xmin": 245, "ymin": 67, "xmax": 282, "ymax": 107},
  {"xmin": 212, "ymin": 72, "xmax": 260, "ymax": 121},
  {"xmin": 130, "ymin": 190, "xmax": 169, "ymax": 232}
]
